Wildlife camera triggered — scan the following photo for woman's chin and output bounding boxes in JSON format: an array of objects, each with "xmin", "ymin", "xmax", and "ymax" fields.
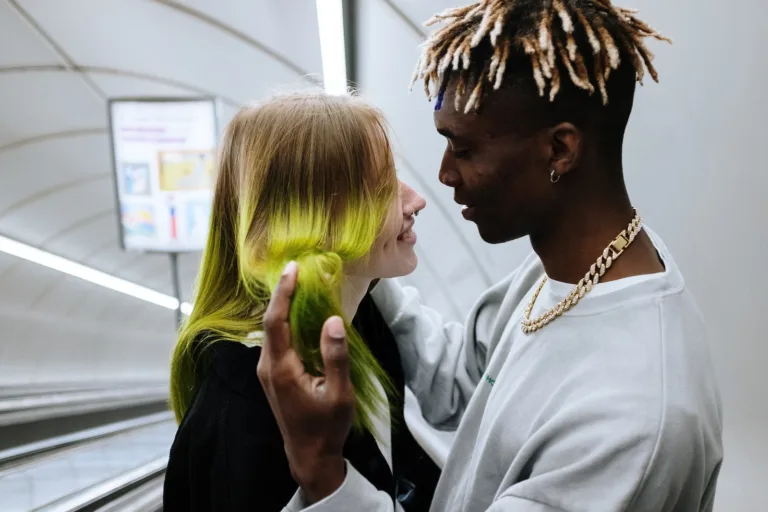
[
  {"xmin": 376, "ymin": 253, "xmax": 419, "ymax": 279},
  {"xmin": 394, "ymin": 254, "xmax": 419, "ymax": 277}
]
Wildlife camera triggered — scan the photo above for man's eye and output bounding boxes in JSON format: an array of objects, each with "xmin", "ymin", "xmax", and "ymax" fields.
[{"xmin": 453, "ymin": 149, "xmax": 470, "ymax": 159}]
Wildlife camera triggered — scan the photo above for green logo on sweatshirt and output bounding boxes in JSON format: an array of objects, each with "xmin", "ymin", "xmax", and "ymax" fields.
[{"xmin": 485, "ymin": 375, "xmax": 495, "ymax": 387}]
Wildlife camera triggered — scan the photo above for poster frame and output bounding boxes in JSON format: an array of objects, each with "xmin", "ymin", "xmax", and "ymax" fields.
[{"xmin": 106, "ymin": 96, "xmax": 221, "ymax": 254}]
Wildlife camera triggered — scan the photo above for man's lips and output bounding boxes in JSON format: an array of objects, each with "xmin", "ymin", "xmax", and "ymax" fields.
[{"xmin": 453, "ymin": 193, "xmax": 473, "ymax": 208}]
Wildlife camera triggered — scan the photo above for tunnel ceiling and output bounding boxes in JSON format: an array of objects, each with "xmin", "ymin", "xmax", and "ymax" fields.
[{"xmin": 0, "ymin": 0, "xmax": 524, "ymax": 385}]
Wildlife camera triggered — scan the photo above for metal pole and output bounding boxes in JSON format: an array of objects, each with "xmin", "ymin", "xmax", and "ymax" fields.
[
  {"xmin": 169, "ymin": 252, "xmax": 182, "ymax": 327},
  {"xmin": 342, "ymin": 0, "xmax": 358, "ymax": 87}
]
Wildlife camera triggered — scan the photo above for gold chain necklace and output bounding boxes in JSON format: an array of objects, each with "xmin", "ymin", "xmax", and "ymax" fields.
[{"xmin": 521, "ymin": 211, "xmax": 643, "ymax": 334}]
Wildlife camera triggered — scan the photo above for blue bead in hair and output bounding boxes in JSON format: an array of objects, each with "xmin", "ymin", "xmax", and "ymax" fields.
[{"xmin": 435, "ymin": 88, "xmax": 445, "ymax": 111}]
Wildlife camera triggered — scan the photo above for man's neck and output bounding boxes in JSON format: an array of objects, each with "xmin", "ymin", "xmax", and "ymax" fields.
[{"xmin": 530, "ymin": 186, "xmax": 664, "ymax": 285}]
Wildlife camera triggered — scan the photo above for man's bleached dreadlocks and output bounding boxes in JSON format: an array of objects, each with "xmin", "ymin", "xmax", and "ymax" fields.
[{"xmin": 411, "ymin": 0, "xmax": 671, "ymax": 113}]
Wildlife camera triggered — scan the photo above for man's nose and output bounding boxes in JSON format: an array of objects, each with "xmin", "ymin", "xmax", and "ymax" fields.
[{"xmin": 438, "ymin": 152, "xmax": 462, "ymax": 188}]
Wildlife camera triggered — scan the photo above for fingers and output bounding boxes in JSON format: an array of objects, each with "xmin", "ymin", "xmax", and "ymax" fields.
[
  {"xmin": 263, "ymin": 261, "xmax": 298, "ymax": 361},
  {"xmin": 320, "ymin": 316, "xmax": 353, "ymax": 400}
]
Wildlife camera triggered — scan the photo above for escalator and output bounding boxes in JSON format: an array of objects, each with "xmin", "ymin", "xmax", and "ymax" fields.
[{"xmin": 0, "ymin": 383, "xmax": 173, "ymax": 512}]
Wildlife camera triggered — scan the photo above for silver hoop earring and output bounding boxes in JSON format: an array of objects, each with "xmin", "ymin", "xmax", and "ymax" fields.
[{"xmin": 550, "ymin": 169, "xmax": 560, "ymax": 184}]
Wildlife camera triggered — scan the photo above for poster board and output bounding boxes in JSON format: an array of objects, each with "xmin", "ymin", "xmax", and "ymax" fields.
[{"xmin": 107, "ymin": 97, "xmax": 219, "ymax": 253}]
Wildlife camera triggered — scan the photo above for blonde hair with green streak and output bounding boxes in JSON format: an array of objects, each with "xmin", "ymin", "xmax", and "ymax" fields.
[{"xmin": 170, "ymin": 92, "xmax": 399, "ymax": 436}]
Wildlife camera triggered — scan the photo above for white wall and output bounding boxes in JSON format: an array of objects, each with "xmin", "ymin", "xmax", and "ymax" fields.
[
  {"xmin": 356, "ymin": 1, "xmax": 768, "ymax": 510},
  {"xmin": 0, "ymin": 0, "xmax": 319, "ymax": 389},
  {"xmin": 0, "ymin": 254, "xmax": 176, "ymax": 385}
]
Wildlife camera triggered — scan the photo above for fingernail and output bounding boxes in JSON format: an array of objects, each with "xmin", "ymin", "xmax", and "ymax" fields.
[
  {"xmin": 328, "ymin": 316, "xmax": 345, "ymax": 340},
  {"xmin": 282, "ymin": 261, "xmax": 297, "ymax": 276}
]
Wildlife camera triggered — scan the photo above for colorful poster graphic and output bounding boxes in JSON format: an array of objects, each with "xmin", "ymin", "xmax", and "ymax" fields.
[
  {"xmin": 120, "ymin": 162, "xmax": 151, "ymax": 196},
  {"xmin": 158, "ymin": 151, "xmax": 215, "ymax": 192},
  {"xmin": 121, "ymin": 203, "xmax": 156, "ymax": 238},
  {"xmin": 110, "ymin": 99, "xmax": 217, "ymax": 252},
  {"xmin": 169, "ymin": 206, "xmax": 178, "ymax": 240},
  {"xmin": 186, "ymin": 200, "xmax": 212, "ymax": 241}
]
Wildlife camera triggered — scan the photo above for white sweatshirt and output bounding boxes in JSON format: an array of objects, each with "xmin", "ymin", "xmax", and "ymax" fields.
[{"xmin": 284, "ymin": 228, "xmax": 724, "ymax": 512}]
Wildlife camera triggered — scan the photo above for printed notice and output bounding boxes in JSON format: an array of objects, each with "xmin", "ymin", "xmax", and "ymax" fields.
[{"xmin": 109, "ymin": 99, "xmax": 218, "ymax": 252}]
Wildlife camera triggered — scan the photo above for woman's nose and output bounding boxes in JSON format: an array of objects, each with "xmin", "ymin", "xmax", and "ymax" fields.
[
  {"xmin": 402, "ymin": 182, "xmax": 427, "ymax": 217},
  {"xmin": 412, "ymin": 192, "xmax": 427, "ymax": 216}
]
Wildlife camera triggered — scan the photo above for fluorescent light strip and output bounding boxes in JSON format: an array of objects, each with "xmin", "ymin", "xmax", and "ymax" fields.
[
  {"xmin": 0, "ymin": 235, "xmax": 193, "ymax": 314},
  {"xmin": 180, "ymin": 301, "xmax": 193, "ymax": 316},
  {"xmin": 316, "ymin": 0, "xmax": 348, "ymax": 95}
]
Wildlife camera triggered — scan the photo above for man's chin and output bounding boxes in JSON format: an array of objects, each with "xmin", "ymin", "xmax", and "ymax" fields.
[{"xmin": 476, "ymin": 221, "xmax": 524, "ymax": 245}]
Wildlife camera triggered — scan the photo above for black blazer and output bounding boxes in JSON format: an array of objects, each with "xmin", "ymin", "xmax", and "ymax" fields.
[{"xmin": 163, "ymin": 294, "xmax": 441, "ymax": 511}]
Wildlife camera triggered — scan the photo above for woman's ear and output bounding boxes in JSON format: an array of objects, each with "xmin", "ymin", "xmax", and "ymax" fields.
[{"xmin": 548, "ymin": 123, "xmax": 582, "ymax": 179}]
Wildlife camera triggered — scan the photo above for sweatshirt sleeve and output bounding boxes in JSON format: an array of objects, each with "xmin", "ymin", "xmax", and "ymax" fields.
[
  {"xmin": 282, "ymin": 460, "xmax": 403, "ymax": 512},
  {"xmin": 369, "ymin": 274, "xmax": 516, "ymax": 430}
]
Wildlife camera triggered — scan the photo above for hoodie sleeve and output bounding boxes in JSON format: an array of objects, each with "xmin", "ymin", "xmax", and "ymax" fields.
[
  {"xmin": 282, "ymin": 461, "xmax": 403, "ymax": 512},
  {"xmin": 369, "ymin": 274, "xmax": 517, "ymax": 430}
]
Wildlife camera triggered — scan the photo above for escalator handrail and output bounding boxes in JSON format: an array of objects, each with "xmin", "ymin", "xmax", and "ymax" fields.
[
  {"xmin": 0, "ymin": 383, "xmax": 169, "ymax": 427},
  {"xmin": 0, "ymin": 411, "xmax": 173, "ymax": 468},
  {"xmin": 36, "ymin": 456, "xmax": 168, "ymax": 512},
  {"xmin": 0, "ymin": 385, "xmax": 168, "ymax": 413}
]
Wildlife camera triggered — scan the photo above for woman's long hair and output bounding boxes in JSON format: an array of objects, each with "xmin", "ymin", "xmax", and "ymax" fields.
[{"xmin": 169, "ymin": 92, "xmax": 399, "ymax": 436}]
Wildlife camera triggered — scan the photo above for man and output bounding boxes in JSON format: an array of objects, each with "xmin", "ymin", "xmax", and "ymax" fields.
[{"xmin": 257, "ymin": 0, "xmax": 724, "ymax": 510}]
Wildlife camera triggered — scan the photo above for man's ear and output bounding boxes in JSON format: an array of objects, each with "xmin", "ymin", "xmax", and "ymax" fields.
[{"xmin": 548, "ymin": 123, "xmax": 582, "ymax": 180}]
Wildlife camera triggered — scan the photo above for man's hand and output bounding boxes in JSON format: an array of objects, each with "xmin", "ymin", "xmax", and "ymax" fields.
[{"xmin": 257, "ymin": 261, "xmax": 356, "ymax": 505}]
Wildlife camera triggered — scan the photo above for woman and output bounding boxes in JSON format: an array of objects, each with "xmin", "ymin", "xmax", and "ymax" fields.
[{"xmin": 163, "ymin": 92, "xmax": 440, "ymax": 511}]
